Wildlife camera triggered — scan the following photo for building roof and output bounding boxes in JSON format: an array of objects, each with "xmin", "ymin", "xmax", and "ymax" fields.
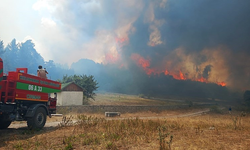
[{"xmin": 61, "ymin": 82, "xmax": 84, "ymax": 91}]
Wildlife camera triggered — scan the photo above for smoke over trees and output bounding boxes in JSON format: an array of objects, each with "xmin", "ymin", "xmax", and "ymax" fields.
[
  {"xmin": 71, "ymin": 58, "xmax": 234, "ymax": 100},
  {"xmin": 0, "ymin": 38, "xmax": 73, "ymax": 80},
  {"xmin": 32, "ymin": 0, "xmax": 250, "ymax": 92},
  {"xmin": 1, "ymin": 0, "xmax": 250, "ymax": 100},
  {"xmin": 0, "ymin": 38, "xmax": 238, "ymax": 100}
]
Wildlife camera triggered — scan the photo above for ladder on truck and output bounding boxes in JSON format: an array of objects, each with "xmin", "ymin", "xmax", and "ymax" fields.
[{"xmin": 3, "ymin": 73, "xmax": 16, "ymax": 103}]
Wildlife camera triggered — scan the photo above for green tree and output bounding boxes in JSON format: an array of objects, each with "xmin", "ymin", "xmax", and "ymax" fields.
[
  {"xmin": 19, "ymin": 40, "xmax": 44, "ymax": 71},
  {"xmin": 2, "ymin": 39, "xmax": 19, "ymax": 72},
  {"xmin": 1, "ymin": 39, "xmax": 45, "ymax": 74},
  {"xmin": 59, "ymin": 75, "xmax": 99, "ymax": 100}
]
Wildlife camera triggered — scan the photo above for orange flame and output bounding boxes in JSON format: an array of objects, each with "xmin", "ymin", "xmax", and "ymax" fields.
[
  {"xmin": 104, "ymin": 37, "xmax": 129, "ymax": 64},
  {"xmin": 196, "ymin": 77, "xmax": 208, "ymax": 83},
  {"xmin": 130, "ymin": 53, "xmax": 226, "ymax": 86},
  {"xmin": 164, "ymin": 70, "xmax": 186, "ymax": 80},
  {"xmin": 131, "ymin": 53, "xmax": 157, "ymax": 75},
  {"xmin": 217, "ymin": 81, "xmax": 226, "ymax": 87},
  {"xmin": 132, "ymin": 54, "xmax": 150, "ymax": 68},
  {"xmin": 179, "ymin": 71, "xmax": 186, "ymax": 80},
  {"xmin": 164, "ymin": 70, "xmax": 169, "ymax": 75}
]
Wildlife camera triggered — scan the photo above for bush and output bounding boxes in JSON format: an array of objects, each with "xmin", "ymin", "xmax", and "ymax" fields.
[
  {"xmin": 209, "ymin": 105, "xmax": 222, "ymax": 114},
  {"xmin": 138, "ymin": 94, "xmax": 145, "ymax": 98}
]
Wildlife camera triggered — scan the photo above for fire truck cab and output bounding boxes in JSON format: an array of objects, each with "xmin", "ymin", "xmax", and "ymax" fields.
[{"xmin": 0, "ymin": 58, "xmax": 61, "ymax": 130}]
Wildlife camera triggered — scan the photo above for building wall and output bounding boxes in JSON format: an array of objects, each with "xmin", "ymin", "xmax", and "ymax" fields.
[{"xmin": 57, "ymin": 91, "xmax": 83, "ymax": 106}]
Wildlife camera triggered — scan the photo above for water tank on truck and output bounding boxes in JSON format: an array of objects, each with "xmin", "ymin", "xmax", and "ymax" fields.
[{"xmin": 0, "ymin": 58, "xmax": 61, "ymax": 130}]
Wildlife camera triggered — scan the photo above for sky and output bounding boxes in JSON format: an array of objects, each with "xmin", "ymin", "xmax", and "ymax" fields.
[
  {"xmin": 0, "ymin": 0, "xmax": 101, "ymax": 64},
  {"xmin": 1, "ymin": 0, "xmax": 250, "ymax": 90},
  {"xmin": 0, "ymin": 0, "xmax": 148, "ymax": 65},
  {"xmin": 1, "ymin": 0, "xmax": 49, "ymax": 60}
]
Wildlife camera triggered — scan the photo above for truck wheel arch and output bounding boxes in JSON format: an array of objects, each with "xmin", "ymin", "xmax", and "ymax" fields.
[{"xmin": 25, "ymin": 104, "xmax": 49, "ymax": 118}]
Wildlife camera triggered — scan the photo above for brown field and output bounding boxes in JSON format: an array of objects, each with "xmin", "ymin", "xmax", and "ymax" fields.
[
  {"xmin": 89, "ymin": 92, "xmax": 220, "ymax": 106},
  {"xmin": 1, "ymin": 93, "xmax": 250, "ymax": 150},
  {"xmin": 90, "ymin": 92, "xmax": 183, "ymax": 106},
  {"xmin": 1, "ymin": 111, "xmax": 250, "ymax": 150}
]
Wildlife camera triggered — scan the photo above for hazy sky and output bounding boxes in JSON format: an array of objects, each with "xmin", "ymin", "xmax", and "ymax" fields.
[
  {"xmin": 0, "ymin": 0, "xmax": 148, "ymax": 65},
  {"xmin": 1, "ymin": 0, "xmax": 53, "ymax": 61},
  {"xmin": 0, "ymin": 0, "xmax": 108, "ymax": 65}
]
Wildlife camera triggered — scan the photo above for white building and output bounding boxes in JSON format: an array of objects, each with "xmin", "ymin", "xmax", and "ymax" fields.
[{"xmin": 56, "ymin": 82, "xmax": 84, "ymax": 106}]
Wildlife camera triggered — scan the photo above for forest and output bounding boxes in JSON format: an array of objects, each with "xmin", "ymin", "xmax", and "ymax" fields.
[{"xmin": 0, "ymin": 38, "xmax": 239, "ymax": 100}]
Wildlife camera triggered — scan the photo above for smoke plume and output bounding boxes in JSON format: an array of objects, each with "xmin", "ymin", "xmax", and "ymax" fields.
[{"xmin": 35, "ymin": 0, "xmax": 250, "ymax": 92}]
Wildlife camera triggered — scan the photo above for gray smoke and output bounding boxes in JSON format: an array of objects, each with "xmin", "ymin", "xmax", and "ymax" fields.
[
  {"xmin": 37, "ymin": 0, "xmax": 250, "ymax": 91},
  {"xmin": 202, "ymin": 65, "xmax": 212, "ymax": 79}
]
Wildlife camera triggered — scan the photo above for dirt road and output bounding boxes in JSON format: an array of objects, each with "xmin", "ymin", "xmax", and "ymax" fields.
[{"xmin": 8, "ymin": 108, "xmax": 210, "ymax": 129}]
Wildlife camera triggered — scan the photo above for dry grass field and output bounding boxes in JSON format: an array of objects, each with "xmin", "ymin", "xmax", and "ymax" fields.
[
  {"xmin": 1, "ymin": 93, "xmax": 249, "ymax": 150},
  {"xmin": 90, "ymin": 92, "xmax": 182, "ymax": 106},
  {"xmin": 1, "ymin": 110, "xmax": 250, "ymax": 150},
  {"xmin": 89, "ymin": 92, "xmax": 218, "ymax": 106}
]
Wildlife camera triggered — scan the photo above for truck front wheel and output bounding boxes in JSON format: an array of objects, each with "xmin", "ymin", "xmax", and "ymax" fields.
[{"xmin": 27, "ymin": 107, "xmax": 47, "ymax": 130}]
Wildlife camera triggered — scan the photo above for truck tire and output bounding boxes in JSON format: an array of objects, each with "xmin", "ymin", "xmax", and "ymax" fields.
[
  {"xmin": 27, "ymin": 107, "xmax": 47, "ymax": 130},
  {"xmin": 0, "ymin": 119, "xmax": 11, "ymax": 129}
]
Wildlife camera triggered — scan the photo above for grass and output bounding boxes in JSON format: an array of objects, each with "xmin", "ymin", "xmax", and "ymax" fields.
[
  {"xmin": 90, "ymin": 92, "xmax": 183, "ymax": 106},
  {"xmin": 1, "ymin": 93, "xmax": 248, "ymax": 149},
  {"xmin": 1, "ymin": 111, "xmax": 250, "ymax": 150}
]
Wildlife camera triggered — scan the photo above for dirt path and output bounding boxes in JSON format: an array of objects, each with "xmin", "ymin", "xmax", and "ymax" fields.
[
  {"xmin": 9, "ymin": 109, "xmax": 210, "ymax": 129},
  {"xmin": 106, "ymin": 109, "xmax": 210, "ymax": 121}
]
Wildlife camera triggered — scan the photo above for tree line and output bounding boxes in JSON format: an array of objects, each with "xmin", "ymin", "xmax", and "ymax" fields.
[
  {"xmin": 0, "ymin": 38, "xmax": 98, "ymax": 100},
  {"xmin": 0, "ymin": 38, "xmax": 245, "ymax": 104},
  {"xmin": 0, "ymin": 39, "xmax": 73, "ymax": 80}
]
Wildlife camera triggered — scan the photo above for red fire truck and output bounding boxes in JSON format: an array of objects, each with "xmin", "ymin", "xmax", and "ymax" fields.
[{"xmin": 0, "ymin": 58, "xmax": 61, "ymax": 130}]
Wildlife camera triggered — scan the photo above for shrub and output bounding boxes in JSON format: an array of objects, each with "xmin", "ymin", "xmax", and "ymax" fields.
[
  {"xmin": 138, "ymin": 94, "xmax": 145, "ymax": 98},
  {"xmin": 209, "ymin": 105, "xmax": 222, "ymax": 114}
]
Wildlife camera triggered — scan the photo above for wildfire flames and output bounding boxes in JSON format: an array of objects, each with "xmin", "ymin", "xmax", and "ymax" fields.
[
  {"xmin": 131, "ymin": 53, "xmax": 156, "ymax": 75},
  {"xmin": 104, "ymin": 37, "xmax": 128, "ymax": 64},
  {"xmin": 164, "ymin": 70, "xmax": 186, "ymax": 80},
  {"xmin": 217, "ymin": 82, "xmax": 226, "ymax": 87},
  {"xmin": 131, "ymin": 53, "xmax": 227, "ymax": 87},
  {"xmin": 105, "ymin": 36, "xmax": 227, "ymax": 87}
]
